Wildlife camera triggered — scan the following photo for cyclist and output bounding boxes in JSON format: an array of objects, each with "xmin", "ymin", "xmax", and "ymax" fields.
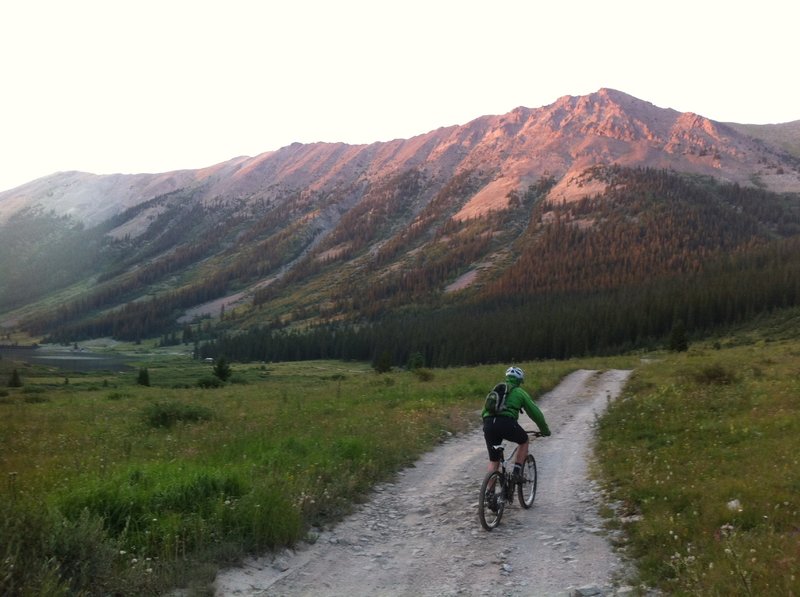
[{"xmin": 482, "ymin": 366, "xmax": 551, "ymax": 482}]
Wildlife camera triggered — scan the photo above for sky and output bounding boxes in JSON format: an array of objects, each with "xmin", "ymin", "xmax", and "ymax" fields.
[{"xmin": 1, "ymin": 0, "xmax": 797, "ymax": 193}]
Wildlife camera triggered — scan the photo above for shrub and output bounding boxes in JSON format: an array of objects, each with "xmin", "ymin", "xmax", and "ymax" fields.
[
  {"xmin": 197, "ymin": 376, "xmax": 224, "ymax": 389},
  {"xmin": 692, "ymin": 363, "xmax": 738, "ymax": 385},
  {"xmin": 142, "ymin": 401, "xmax": 213, "ymax": 429},
  {"xmin": 413, "ymin": 368, "xmax": 435, "ymax": 382},
  {"xmin": 0, "ymin": 503, "xmax": 126, "ymax": 596}
]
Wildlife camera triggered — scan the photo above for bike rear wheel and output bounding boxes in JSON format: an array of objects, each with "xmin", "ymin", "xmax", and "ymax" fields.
[
  {"xmin": 478, "ymin": 471, "xmax": 504, "ymax": 530},
  {"xmin": 518, "ymin": 454, "xmax": 537, "ymax": 508}
]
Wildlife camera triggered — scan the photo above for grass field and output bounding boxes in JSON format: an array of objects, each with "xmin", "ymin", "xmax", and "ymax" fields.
[
  {"xmin": 595, "ymin": 337, "xmax": 800, "ymax": 595},
  {"xmin": 2, "ymin": 330, "xmax": 798, "ymax": 595},
  {"xmin": 2, "ymin": 353, "xmax": 619, "ymax": 595}
]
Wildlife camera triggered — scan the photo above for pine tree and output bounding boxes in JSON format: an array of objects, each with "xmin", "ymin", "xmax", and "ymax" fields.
[
  {"xmin": 8, "ymin": 368, "xmax": 22, "ymax": 388},
  {"xmin": 407, "ymin": 351, "xmax": 425, "ymax": 370},
  {"xmin": 213, "ymin": 356, "xmax": 232, "ymax": 381},
  {"xmin": 137, "ymin": 367, "xmax": 151, "ymax": 386},
  {"xmin": 668, "ymin": 319, "xmax": 689, "ymax": 352},
  {"xmin": 373, "ymin": 350, "xmax": 392, "ymax": 374}
]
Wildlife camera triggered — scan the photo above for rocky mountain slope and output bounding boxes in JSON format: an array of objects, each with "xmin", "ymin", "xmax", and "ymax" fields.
[
  {"xmin": 3, "ymin": 88, "xmax": 799, "ymax": 228},
  {"xmin": 2, "ymin": 89, "xmax": 799, "ymax": 348}
]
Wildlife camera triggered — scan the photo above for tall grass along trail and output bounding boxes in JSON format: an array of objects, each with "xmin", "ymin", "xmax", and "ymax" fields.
[{"xmin": 214, "ymin": 369, "xmax": 633, "ymax": 596}]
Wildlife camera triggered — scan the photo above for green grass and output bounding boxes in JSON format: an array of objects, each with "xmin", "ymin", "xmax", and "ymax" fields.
[
  {"xmin": 1, "ymin": 355, "xmax": 623, "ymax": 595},
  {"xmin": 595, "ymin": 340, "xmax": 800, "ymax": 595},
  {"xmin": 7, "ymin": 334, "xmax": 798, "ymax": 596}
]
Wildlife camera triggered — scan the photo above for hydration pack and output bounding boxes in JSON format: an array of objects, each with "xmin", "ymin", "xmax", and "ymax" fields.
[{"xmin": 484, "ymin": 382, "xmax": 510, "ymax": 416}]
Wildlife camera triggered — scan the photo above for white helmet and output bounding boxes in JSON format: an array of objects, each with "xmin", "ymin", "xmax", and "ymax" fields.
[{"xmin": 505, "ymin": 366, "xmax": 524, "ymax": 382}]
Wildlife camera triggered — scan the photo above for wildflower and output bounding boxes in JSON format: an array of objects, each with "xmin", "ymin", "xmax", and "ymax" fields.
[{"xmin": 726, "ymin": 499, "xmax": 742, "ymax": 512}]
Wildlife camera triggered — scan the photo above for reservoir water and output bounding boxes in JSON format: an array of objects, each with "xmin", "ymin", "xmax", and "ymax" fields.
[{"xmin": 0, "ymin": 347, "xmax": 132, "ymax": 372}]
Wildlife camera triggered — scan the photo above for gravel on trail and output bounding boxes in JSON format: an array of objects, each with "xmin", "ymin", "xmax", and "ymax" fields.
[{"xmin": 214, "ymin": 369, "xmax": 636, "ymax": 597}]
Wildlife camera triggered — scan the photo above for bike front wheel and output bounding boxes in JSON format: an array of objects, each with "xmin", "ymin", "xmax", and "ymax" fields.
[
  {"xmin": 518, "ymin": 454, "xmax": 537, "ymax": 508},
  {"xmin": 478, "ymin": 471, "xmax": 504, "ymax": 530}
]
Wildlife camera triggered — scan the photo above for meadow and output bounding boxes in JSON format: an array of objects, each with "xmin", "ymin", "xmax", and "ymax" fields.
[
  {"xmin": 0, "ymin": 352, "xmax": 600, "ymax": 595},
  {"xmin": 595, "ymin": 334, "xmax": 800, "ymax": 595},
  {"xmin": 2, "ymin": 329, "xmax": 798, "ymax": 596}
]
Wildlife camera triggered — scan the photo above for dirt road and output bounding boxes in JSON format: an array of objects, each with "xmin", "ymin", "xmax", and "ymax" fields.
[{"xmin": 214, "ymin": 369, "xmax": 634, "ymax": 597}]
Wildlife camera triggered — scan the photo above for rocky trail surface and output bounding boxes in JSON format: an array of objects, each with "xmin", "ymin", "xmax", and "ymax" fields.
[{"xmin": 214, "ymin": 369, "xmax": 635, "ymax": 597}]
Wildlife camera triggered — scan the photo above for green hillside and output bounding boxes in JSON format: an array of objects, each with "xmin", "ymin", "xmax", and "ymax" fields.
[{"xmin": 7, "ymin": 166, "xmax": 800, "ymax": 371}]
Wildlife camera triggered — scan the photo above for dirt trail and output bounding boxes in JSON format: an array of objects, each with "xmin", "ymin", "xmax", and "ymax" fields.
[{"xmin": 214, "ymin": 369, "xmax": 634, "ymax": 597}]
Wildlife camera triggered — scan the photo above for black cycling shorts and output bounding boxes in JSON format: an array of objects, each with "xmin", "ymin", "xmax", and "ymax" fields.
[{"xmin": 483, "ymin": 415, "xmax": 528, "ymax": 462}]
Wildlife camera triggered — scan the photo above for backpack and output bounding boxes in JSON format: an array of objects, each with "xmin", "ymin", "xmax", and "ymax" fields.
[{"xmin": 484, "ymin": 382, "xmax": 510, "ymax": 416}]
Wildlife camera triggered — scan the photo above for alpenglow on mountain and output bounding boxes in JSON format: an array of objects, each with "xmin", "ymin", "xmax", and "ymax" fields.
[{"xmin": 1, "ymin": 88, "xmax": 800, "ymax": 364}]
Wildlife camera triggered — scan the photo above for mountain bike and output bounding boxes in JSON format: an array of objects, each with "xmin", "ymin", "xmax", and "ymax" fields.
[{"xmin": 478, "ymin": 430, "xmax": 541, "ymax": 531}]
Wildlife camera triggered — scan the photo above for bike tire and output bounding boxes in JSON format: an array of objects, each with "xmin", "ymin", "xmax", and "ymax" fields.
[
  {"xmin": 478, "ymin": 471, "xmax": 504, "ymax": 530},
  {"xmin": 518, "ymin": 454, "xmax": 537, "ymax": 508}
]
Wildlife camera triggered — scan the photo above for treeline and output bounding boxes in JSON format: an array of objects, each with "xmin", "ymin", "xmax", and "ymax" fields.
[
  {"xmin": 40, "ymin": 272, "xmax": 229, "ymax": 342},
  {"xmin": 200, "ymin": 236, "xmax": 800, "ymax": 366}
]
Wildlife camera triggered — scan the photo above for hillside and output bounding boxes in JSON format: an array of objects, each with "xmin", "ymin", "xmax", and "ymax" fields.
[
  {"xmin": 726, "ymin": 119, "xmax": 800, "ymax": 159},
  {"xmin": 1, "ymin": 89, "xmax": 800, "ymax": 363}
]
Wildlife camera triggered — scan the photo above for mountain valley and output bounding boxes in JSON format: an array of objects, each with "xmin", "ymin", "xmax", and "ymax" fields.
[{"xmin": 2, "ymin": 89, "xmax": 799, "ymax": 365}]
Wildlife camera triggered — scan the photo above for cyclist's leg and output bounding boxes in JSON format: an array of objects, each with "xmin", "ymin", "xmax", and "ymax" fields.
[
  {"xmin": 483, "ymin": 417, "xmax": 502, "ymax": 478},
  {"xmin": 503, "ymin": 419, "xmax": 529, "ymax": 475},
  {"xmin": 483, "ymin": 417, "xmax": 503, "ymax": 467},
  {"xmin": 515, "ymin": 440, "xmax": 528, "ymax": 466}
]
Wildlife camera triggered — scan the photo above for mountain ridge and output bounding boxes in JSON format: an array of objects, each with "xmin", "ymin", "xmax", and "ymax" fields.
[
  {"xmin": 2, "ymin": 88, "xmax": 799, "ymax": 228},
  {"xmin": 2, "ymin": 89, "xmax": 800, "ymax": 359}
]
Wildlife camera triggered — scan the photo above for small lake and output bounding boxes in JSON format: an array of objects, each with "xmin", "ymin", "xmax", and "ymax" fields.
[{"xmin": 0, "ymin": 347, "xmax": 132, "ymax": 372}]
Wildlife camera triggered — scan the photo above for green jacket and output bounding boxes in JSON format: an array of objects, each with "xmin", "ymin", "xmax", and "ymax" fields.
[{"xmin": 482, "ymin": 381, "xmax": 551, "ymax": 436}]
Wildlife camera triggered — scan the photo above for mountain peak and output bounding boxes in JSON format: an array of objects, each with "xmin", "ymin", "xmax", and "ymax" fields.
[{"xmin": 2, "ymin": 89, "xmax": 799, "ymax": 226}]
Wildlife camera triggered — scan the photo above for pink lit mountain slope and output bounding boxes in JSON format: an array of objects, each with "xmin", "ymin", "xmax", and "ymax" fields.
[{"xmin": 2, "ymin": 88, "xmax": 798, "ymax": 229}]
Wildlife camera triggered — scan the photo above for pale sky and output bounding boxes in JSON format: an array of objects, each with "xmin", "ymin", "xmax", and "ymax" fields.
[{"xmin": 1, "ymin": 0, "xmax": 797, "ymax": 193}]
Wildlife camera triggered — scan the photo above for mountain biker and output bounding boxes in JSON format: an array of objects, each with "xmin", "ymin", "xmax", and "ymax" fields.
[{"xmin": 482, "ymin": 366, "xmax": 551, "ymax": 481}]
